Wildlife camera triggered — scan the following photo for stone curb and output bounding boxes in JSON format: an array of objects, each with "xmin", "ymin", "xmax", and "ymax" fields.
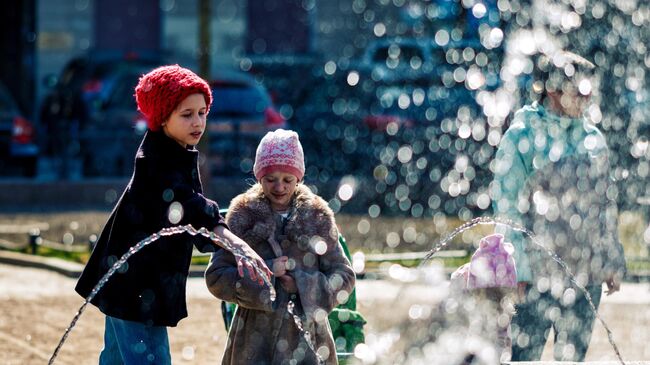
[
  {"xmin": 0, "ymin": 250, "xmax": 85, "ymax": 278},
  {"xmin": 0, "ymin": 250, "xmax": 208, "ymax": 278},
  {"xmin": 2, "ymin": 249, "xmax": 649, "ymax": 284},
  {"xmin": 0, "ymin": 249, "xmax": 399, "ymax": 281}
]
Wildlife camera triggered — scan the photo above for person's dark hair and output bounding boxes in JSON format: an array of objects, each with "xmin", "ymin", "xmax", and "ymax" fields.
[{"xmin": 529, "ymin": 50, "xmax": 596, "ymax": 102}]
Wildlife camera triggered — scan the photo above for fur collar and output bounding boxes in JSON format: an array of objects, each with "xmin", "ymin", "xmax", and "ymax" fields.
[
  {"xmin": 228, "ymin": 184, "xmax": 332, "ymax": 219},
  {"xmin": 225, "ymin": 184, "xmax": 335, "ymax": 242}
]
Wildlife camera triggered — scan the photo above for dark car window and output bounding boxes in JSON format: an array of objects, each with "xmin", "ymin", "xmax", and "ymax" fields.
[
  {"xmin": 372, "ymin": 45, "xmax": 425, "ymax": 64},
  {"xmin": 430, "ymin": 48, "xmax": 448, "ymax": 67},
  {"xmin": 211, "ymin": 82, "xmax": 271, "ymax": 117},
  {"xmin": 58, "ymin": 58, "xmax": 90, "ymax": 89},
  {"xmin": 57, "ymin": 58, "xmax": 156, "ymax": 91},
  {"xmin": 0, "ymin": 84, "xmax": 18, "ymax": 113},
  {"xmin": 57, "ymin": 59, "xmax": 107, "ymax": 91},
  {"xmin": 105, "ymin": 72, "xmax": 143, "ymax": 109}
]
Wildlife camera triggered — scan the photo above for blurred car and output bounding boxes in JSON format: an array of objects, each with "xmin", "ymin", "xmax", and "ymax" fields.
[
  {"xmin": 355, "ymin": 36, "xmax": 447, "ymax": 84},
  {"xmin": 359, "ymin": 81, "xmax": 479, "ymax": 131},
  {"xmin": 39, "ymin": 51, "xmax": 162, "ymax": 176},
  {"xmin": 333, "ymin": 37, "xmax": 500, "ymax": 138},
  {"xmin": 78, "ymin": 64, "xmax": 153, "ymax": 176},
  {"xmin": 355, "ymin": 36, "xmax": 501, "ymax": 92},
  {"xmin": 206, "ymin": 70, "xmax": 287, "ymax": 176},
  {"xmin": 293, "ymin": 41, "xmax": 499, "ymax": 213},
  {"xmin": 242, "ymin": 54, "xmax": 321, "ymax": 112},
  {"xmin": 0, "ymin": 81, "xmax": 38, "ymax": 177}
]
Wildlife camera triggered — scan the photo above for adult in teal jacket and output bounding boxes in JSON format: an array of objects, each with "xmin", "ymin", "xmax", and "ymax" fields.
[{"xmin": 491, "ymin": 50, "xmax": 626, "ymax": 361}]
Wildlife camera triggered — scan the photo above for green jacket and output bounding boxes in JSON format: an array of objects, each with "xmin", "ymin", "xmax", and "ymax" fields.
[
  {"xmin": 491, "ymin": 102, "xmax": 626, "ymax": 284},
  {"xmin": 328, "ymin": 235, "xmax": 366, "ymax": 354}
]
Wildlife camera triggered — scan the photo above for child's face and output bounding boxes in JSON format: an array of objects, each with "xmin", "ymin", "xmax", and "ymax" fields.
[
  {"xmin": 547, "ymin": 76, "xmax": 593, "ymax": 118},
  {"xmin": 162, "ymin": 93, "xmax": 207, "ymax": 148},
  {"xmin": 260, "ymin": 171, "xmax": 299, "ymax": 211}
]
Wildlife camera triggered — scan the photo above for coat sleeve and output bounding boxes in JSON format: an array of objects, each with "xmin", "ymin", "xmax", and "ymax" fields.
[
  {"xmin": 204, "ymin": 249, "xmax": 276, "ymax": 311},
  {"xmin": 589, "ymin": 138, "xmax": 627, "ymax": 280},
  {"xmin": 130, "ymin": 155, "xmax": 227, "ymax": 253},
  {"xmin": 204, "ymin": 200, "xmax": 276, "ymax": 311},
  {"xmin": 491, "ymin": 121, "xmax": 536, "ymax": 283},
  {"xmin": 293, "ymin": 214, "xmax": 356, "ymax": 320}
]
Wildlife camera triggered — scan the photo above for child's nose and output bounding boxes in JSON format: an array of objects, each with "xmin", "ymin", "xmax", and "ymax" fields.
[{"xmin": 192, "ymin": 114, "xmax": 203, "ymax": 126}]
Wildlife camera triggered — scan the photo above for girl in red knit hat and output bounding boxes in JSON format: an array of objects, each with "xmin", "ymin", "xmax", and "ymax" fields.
[
  {"xmin": 75, "ymin": 65, "xmax": 271, "ymax": 365},
  {"xmin": 205, "ymin": 129, "xmax": 356, "ymax": 364}
]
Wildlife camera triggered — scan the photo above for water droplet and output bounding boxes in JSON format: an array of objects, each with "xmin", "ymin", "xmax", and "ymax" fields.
[
  {"xmin": 182, "ymin": 346, "xmax": 195, "ymax": 360},
  {"xmin": 168, "ymin": 202, "xmax": 184, "ymax": 224}
]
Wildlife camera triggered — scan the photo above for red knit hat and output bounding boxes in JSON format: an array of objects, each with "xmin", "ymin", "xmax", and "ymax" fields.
[
  {"xmin": 134, "ymin": 64, "xmax": 212, "ymax": 131},
  {"xmin": 254, "ymin": 129, "xmax": 305, "ymax": 181}
]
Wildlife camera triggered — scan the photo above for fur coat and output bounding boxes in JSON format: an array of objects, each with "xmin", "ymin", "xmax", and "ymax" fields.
[{"xmin": 205, "ymin": 184, "xmax": 355, "ymax": 364}]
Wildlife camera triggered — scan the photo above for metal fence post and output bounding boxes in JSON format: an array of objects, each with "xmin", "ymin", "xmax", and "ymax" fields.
[
  {"xmin": 28, "ymin": 228, "xmax": 41, "ymax": 254},
  {"xmin": 88, "ymin": 234, "xmax": 98, "ymax": 252}
]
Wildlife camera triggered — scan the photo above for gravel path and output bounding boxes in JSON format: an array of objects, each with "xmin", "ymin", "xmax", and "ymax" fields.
[{"xmin": 1, "ymin": 263, "xmax": 649, "ymax": 364}]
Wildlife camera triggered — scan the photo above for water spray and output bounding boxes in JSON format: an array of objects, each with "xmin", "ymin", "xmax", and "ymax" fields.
[
  {"xmin": 419, "ymin": 216, "xmax": 626, "ymax": 365},
  {"xmin": 48, "ymin": 225, "xmax": 275, "ymax": 365}
]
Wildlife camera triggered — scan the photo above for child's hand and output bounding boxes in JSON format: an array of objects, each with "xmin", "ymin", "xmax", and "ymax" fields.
[
  {"xmin": 278, "ymin": 274, "xmax": 298, "ymax": 294},
  {"xmin": 215, "ymin": 226, "xmax": 273, "ymax": 285},
  {"xmin": 517, "ymin": 282, "xmax": 528, "ymax": 303},
  {"xmin": 235, "ymin": 243, "xmax": 272, "ymax": 285},
  {"xmin": 604, "ymin": 275, "xmax": 621, "ymax": 296},
  {"xmin": 272, "ymin": 256, "xmax": 289, "ymax": 276}
]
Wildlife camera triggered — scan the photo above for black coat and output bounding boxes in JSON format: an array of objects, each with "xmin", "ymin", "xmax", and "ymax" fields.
[{"xmin": 75, "ymin": 130, "xmax": 225, "ymax": 327}]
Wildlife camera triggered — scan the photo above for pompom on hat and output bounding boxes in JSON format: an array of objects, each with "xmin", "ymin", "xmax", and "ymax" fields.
[
  {"xmin": 135, "ymin": 64, "xmax": 212, "ymax": 131},
  {"xmin": 451, "ymin": 234, "xmax": 517, "ymax": 291},
  {"xmin": 253, "ymin": 129, "xmax": 305, "ymax": 181}
]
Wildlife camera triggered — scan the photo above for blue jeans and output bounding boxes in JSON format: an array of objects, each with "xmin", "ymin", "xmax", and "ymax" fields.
[
  {"xmin": 99, "ymin": 316, "xmax": 171, "ymax": 365},
  {"xmin": 511, "ymin": 283, "xmax": 602, "ymax": 361}
]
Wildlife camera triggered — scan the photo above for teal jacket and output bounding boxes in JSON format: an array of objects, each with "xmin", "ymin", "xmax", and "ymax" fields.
[{"xmin": 491, "ymin": 102, "xmax": 626, "ymax": 284}]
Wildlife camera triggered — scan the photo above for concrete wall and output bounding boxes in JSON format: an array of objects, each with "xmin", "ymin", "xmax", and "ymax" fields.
[{"xmin": 0, "ymin": 178, "xmax": 249, "ymax": 210}]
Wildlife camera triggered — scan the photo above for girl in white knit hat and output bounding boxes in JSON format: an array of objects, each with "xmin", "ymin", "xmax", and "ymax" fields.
[{"xmin": 205, "ymin": 129, "xmax": 356, "ymax": 365}]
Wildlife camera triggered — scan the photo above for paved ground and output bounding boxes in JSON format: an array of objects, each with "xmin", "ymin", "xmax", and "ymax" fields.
[{"xmin": 1, "ymin": 263, "xmax": 649, "ymax": 364}]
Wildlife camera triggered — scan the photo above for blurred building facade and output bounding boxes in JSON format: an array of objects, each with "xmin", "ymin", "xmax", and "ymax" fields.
[
  {"xmin": 2, "ymin": 0, "xmax": 477, "ymax": 123},
  {"xmin": 2, "ymin": 0, "xmax": 375, "ymax": 122}
]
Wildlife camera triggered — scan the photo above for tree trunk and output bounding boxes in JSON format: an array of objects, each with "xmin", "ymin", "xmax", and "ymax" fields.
[{"xmin": 197, "ymin": 0, "xmax": 212, "ymax": 196}]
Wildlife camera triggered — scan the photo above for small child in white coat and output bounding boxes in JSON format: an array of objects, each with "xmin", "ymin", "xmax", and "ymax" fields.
[{"xmin": 449, "ymin": 233, "xmax": 517, "ymax": 363}]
